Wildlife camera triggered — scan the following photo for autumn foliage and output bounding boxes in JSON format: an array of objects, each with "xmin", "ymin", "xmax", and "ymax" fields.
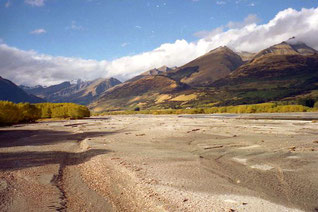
[{"xmin": 0, "ymin": 101, "xmax": 90, "ymax": 126}]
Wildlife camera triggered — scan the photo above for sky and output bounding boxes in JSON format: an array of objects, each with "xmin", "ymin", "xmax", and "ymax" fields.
[{"xmin": 0, "ymin": 0, "xmax": 318, "ymax": 86}]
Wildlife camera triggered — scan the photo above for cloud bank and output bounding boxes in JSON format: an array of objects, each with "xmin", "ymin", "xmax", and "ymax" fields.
[{"xmin": 1, "ymin": 7, "xmax": 318, "ymax": 86}]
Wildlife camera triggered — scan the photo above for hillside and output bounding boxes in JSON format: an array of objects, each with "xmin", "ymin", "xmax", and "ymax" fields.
[
  {"xmin": 0, "ymin": 76, "xmax": 44, "ymax": 103},
  {"xmin": 166, "ymin": 46, "xmax": 244, "ymax": 87},
  {"xmin": 126, "ymin": 66, "xmax": 174, "ymax": 83},
  {"xmin": 91, "ymin": 75, "xmax": 190, "ymax": 111},
  {"xmin": 252, "ymin": 39, "xmax": 317, "ymax": 59},
  {"xmin": 211, "ymin": 52, "xmax": 318, "ymax": 105}
]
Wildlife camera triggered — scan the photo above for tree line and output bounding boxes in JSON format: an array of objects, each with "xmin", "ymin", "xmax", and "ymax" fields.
[
  {"xmin": 98, "ymin": 103, "xmax": 318, "ymax": 115},
  {"xmin": 0, "ymin": 101, "xmax": 90, "ymax": 126}
]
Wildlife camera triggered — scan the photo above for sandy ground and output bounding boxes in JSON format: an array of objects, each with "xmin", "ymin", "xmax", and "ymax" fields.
[{"xmin": 0, "ymin": 114, "xmax": 318, "ymax": 212}]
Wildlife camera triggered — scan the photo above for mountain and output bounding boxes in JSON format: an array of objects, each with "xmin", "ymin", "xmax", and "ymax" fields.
[
  {"xmin": 211, "ymin": 42, "xmax": 318, "ymax": 105},
  {"xmin": 91, "ymin": 75, "xmax": 189, "ymax": 111},
  {"xmin": 126, "ymin": 65, "xmax": 174, "ymax": 83},
  {"xmin": 166, "ymin": 46, "xmax": 244, "ymax": 87},
  {"xmin": 22, "ymin": 78, "xmax": 121, "ymax": 105},
  {"xmin": 236, "ymin": 51, "xmax": 256, "ymax": 62},
  {"xmin": 22, "ymin": 81, "xmax": 71, "ymax": 99},
  {"xmin": 90, "ymin": 46, "xmax": 244, "ymax": 111},
  {"xmin": 0, "ymin": 76, "xmax": 44, "ymax": 103},
  {"xmin": 252, "ymin": 39, "xmax": 317, "ymax": 59},
  {"xmin": 91, "ymin": 40, "xmax": 318, "ymax": 111}
]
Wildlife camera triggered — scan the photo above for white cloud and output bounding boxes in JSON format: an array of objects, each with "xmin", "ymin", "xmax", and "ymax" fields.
[
  {"xmin": 227, "ymin": 14, "xmax": 260, "ymax": 28},
  {"xmin": 0, "ymin": 7, "xmax": 318, "ymax": 86},
  {"xmin": 30, "ymin": 28, "xmax": 47, "ymax": 34},
  {"xmin": 249, "ymin": 2, "xmax": 255, "ymax": 7},
  {"xmin": 216, "ymin": 1, "xmax": 226, "ymax": 5},
  {"xmin": 25, "ymin": 0, "xmax": 45, "ymax": 7},
  {"xmin": 66, "ymin": 21, "xmax": 84, "ymax": 31},
  {"xmin": 0, "ymin": 44, "xmax": 109, "ymax": 86},
  {"xmin": 121, "ymin": 42, "xmax": 129, "ymax": 47}
]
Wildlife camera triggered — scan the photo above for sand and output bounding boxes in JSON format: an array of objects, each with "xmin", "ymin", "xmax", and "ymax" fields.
[{"xmin": 0, "ymin": 114, "xmax": 318, "ymax": 211}]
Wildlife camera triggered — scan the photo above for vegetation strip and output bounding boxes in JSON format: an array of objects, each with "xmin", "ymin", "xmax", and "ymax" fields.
[{"xmin": 0, "ymin": 101, "xmax": 90, "ymax": 126}]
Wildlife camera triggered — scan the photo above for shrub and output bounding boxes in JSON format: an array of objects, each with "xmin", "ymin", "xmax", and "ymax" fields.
[{"xmin": 297, "ymin": 98, "xmax": 315, "ymax": 108}]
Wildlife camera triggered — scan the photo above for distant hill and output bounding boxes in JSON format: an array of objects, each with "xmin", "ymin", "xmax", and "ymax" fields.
[
  {"xmin": 0, "ymin": 76, "xmax": 44, "ymax": 103},
  {"xmin": 22, "ymin": 77, "xmax": 121, "ymax": 105}
]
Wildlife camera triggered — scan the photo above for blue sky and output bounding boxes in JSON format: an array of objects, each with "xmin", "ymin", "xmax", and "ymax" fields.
[{"xmin": 1, "ymin": 0, "xmax": 317, "ymax": 61}]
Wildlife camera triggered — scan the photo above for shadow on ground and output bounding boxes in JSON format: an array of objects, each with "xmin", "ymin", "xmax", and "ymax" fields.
[
  {"xmin": 0, "ymin": 149, "xmax": 110, "ymax": 171},
  {"xmin": 0, "ymin": 129, "xmax": 121, "ymax": 148}
]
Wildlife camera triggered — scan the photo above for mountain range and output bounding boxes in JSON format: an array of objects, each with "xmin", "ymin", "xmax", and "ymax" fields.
[
  {"xmin": 0, "ymin": 76, "xmax": 44, "ymax": 103},
  {"xmin": 1, "ymin": 38, "xmax": 317, "ymax": 111},
  {"xmin": 20, "ymin": 77, "xmax": 121, "ymax": 105}
]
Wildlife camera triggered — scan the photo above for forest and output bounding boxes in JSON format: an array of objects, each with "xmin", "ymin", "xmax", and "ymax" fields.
[{"xmin": 0, "ymin": 101, "xmax": 90, "ymax": 126}]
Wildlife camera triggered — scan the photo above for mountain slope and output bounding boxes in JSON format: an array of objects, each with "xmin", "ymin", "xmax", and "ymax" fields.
[
  {"xmin": 126, "ymin": 66, "xmax": 173, "ymax": 83},
  {"xmin": 91, "ymin": 75, "xmax": 189, "ymax": 111},
  {"xmin": 252, "ymin": 40, "xmax": 317, "ymax": 59},
  {"xmin": 0, "ymin": 77, "xmax": 44, "ymax": 103},
  {"xmin": 166, "ymin": 46, "xmax": 243, "ymax": 87},
  {"xmin": 90, "ymin": 46, "xmax": 244, "ymax": 111},
  {"xmin": 211, "ymin": 50, "xmax": 318, "ymax": 105}
]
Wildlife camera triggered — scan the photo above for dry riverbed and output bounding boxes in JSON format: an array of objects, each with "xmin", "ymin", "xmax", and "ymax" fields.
[{"xmin": 0, "ymin": 114, "xmax": 318, "ymax": 211}]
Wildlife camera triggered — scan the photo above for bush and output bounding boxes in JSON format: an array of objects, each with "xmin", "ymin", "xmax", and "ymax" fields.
[{"xmin": 297, "ymin": 98, "xmax": 315, "ymax": 108}]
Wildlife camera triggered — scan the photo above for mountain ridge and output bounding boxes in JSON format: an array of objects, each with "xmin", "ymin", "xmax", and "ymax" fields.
[{"xmin": 0, "ymin": 76, "xmax": 44, "ymax": 103}]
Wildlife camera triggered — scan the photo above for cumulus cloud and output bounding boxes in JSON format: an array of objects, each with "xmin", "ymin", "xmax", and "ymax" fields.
[
  {"xmin": 0, "ymin": 44, "xmax": 109, "ymax": 86},
  {"xmin": 25, "ymin": 0, "xmax": 45, "ymax": 7},
  {"xmin": 30, "ymin": 28, "xmax": 46, "ymax": 34},
  {"xmin": 0, "ymin": 7, "xmax": 318, "ymax": 86}
]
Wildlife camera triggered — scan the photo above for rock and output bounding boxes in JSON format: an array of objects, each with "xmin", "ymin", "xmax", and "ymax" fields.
[
  {"xmin": 204, "ymin": 145, "xmax": 223, "ymax": 150},
  {"xmin": 0, "ymin": 179, "xmax": 8, "ymax": 191},
  {"xmin": 289, "ymin": 146, "xmax": 296, "ymax": 151},
  {"xmin": 136, "ymin": 133, "xmax": 146, "ymax": 136}
]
